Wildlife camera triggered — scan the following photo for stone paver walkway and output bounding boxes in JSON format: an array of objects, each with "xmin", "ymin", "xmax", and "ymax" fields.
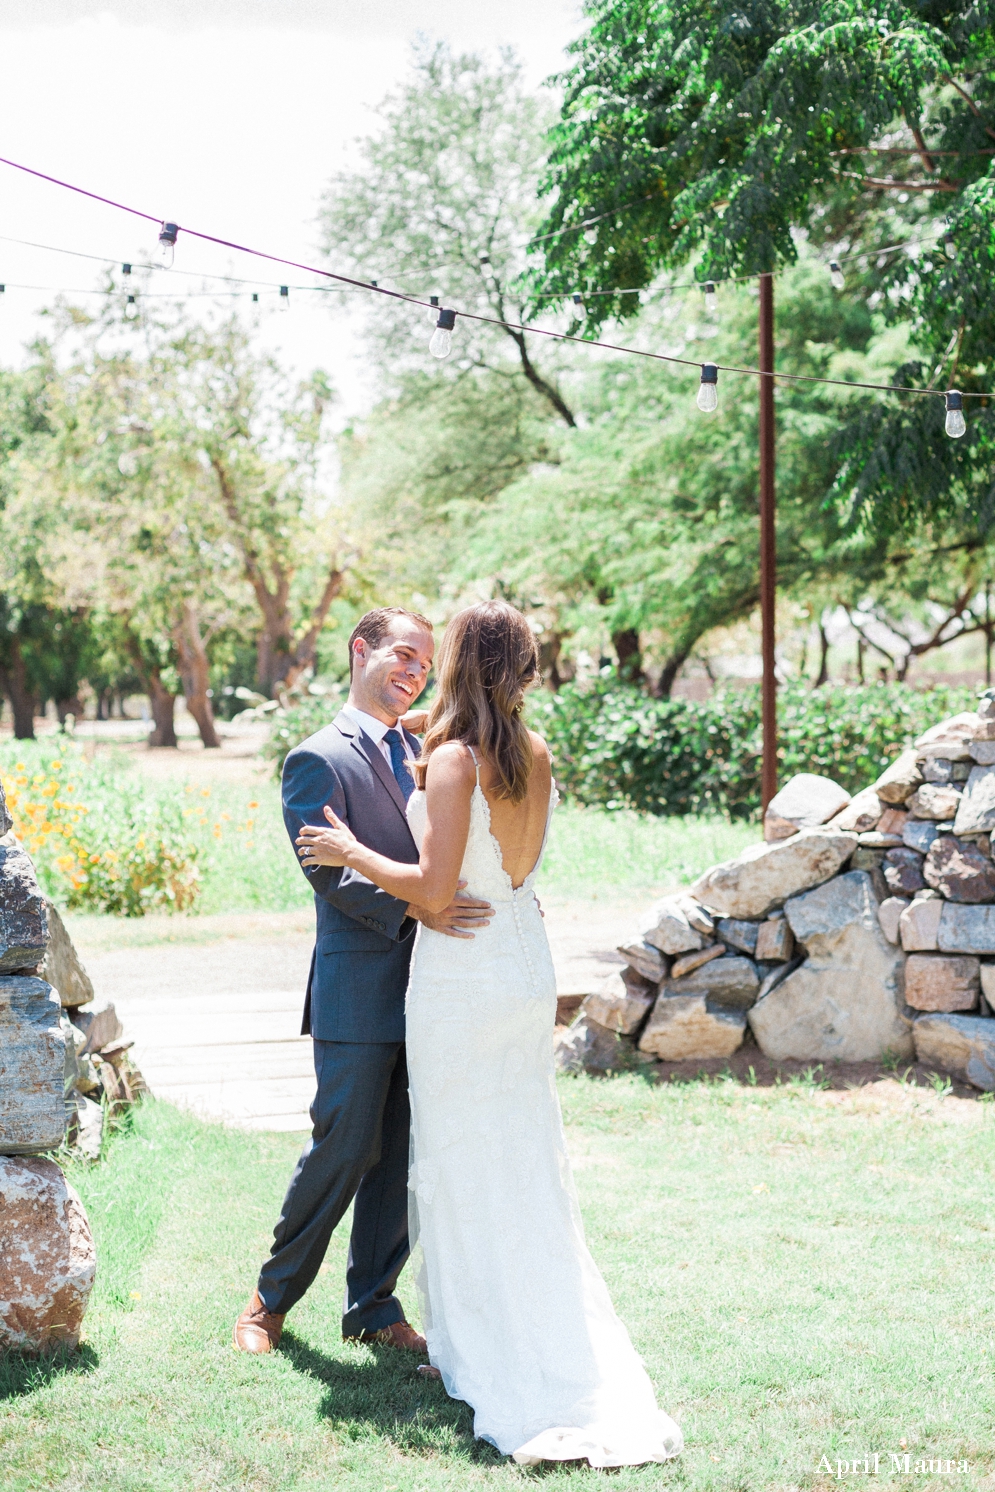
[{"xmin": 80, "ymin": 899, "xmax": 628, "ymax": 1132}]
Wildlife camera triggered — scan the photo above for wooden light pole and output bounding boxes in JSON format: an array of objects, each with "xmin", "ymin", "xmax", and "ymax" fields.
[{"xmin": 758, "ymin": 272, "xmax": 778, "ymax": 812}]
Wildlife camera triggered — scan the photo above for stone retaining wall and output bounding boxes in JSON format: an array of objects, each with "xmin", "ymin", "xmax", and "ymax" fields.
[
  {"xmin": 0, "ymin": 776, "xmax": 147, "ymax": 1353},
  {"xmin": 558, "ymin": 697, "xmax": 995, "ymax": 1090}
]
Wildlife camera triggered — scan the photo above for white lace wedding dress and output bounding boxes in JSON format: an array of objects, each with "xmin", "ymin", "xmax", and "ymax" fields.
[{"xmin": 404, "ymin": 754, "xmax": 683, "ymax": 1468}]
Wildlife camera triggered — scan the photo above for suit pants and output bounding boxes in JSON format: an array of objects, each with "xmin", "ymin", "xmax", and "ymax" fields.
[{"xmin": 257, "ymin": 1040, "xmax": 410, "ymax": 1333}]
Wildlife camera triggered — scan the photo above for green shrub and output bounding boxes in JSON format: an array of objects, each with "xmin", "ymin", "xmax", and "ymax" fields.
[
  {"xmin": 258, "ymin": 684, "xmax": 347, "ymax": 776},
  {"xmin": 0, "ymin": 740, "xmax": 202, "ymax": 915},
  {"xmin": 530, "ymin": 674, "xmax": 980, "ymax": 820}
]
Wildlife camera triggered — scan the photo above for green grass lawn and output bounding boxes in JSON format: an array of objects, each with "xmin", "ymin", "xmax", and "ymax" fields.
[
  {"xmin": 159, "ymin": 780, "xmax": 760, "ymax": 914},
  {"xmin": 3, "ymin": 1079, "xmax": 993, "ymax": 1491}
]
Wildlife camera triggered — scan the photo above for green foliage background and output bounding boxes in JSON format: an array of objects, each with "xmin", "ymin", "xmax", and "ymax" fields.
[{"xmin": 532, "ymin": 677, "xmax": 979, "ymax": 817}]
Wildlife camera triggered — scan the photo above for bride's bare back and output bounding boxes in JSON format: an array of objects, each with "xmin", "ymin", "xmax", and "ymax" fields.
[{"xmin": 473, "ymin": 731, "xmax": 552, "ymax": 890}]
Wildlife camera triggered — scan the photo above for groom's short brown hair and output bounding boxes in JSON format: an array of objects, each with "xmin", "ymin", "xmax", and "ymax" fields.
[{"xmin": 348, "ymin": 607, "xmax": 434, "ymax": 678}]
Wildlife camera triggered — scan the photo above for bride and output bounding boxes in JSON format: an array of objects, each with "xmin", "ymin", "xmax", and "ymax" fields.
[{"xmin": 295, "ymin": 599, "xmax": 682, "ymax": 1469}]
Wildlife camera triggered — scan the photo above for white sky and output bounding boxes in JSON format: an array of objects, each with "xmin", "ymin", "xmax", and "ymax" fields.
[{"xmin": 0, "ymin": 0, "xmax": 582, "ymax": 417}]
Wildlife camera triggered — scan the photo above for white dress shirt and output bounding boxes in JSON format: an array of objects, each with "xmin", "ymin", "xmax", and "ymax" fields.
[{"xmin": 341, "ymin": 703, "xmax": 416, "ymax": 768}]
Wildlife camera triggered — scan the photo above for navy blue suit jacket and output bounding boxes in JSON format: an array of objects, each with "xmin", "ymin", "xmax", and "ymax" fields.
[{"xmin": 282, "ymin": 711, "xmax": 421, "ymax": 1043}]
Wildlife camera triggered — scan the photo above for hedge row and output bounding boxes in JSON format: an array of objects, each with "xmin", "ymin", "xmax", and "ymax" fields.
[{"xmin": 529, "ymin": 677, "xmax": 980, "ymax": 820}]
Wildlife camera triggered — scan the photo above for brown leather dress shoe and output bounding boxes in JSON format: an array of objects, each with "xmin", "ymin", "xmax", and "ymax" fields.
[
  {"xmin": 353, "ymin": 1320, "xmax": 427, "ymax": 1353},
  {"xmin": 232, "ymin": 1290, "xmax": 285, "ymax": 1354}
]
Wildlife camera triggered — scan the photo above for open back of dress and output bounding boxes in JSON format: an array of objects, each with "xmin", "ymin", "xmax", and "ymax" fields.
[{"xmin": 404, "ymin": 760, "xmax": 682, "ymax": 1467}]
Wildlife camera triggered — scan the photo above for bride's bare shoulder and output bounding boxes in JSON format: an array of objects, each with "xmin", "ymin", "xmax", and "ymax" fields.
[
  {"xmin": 423, "ymin": 740, "xmax": 478, "ymax": 787},
  {"xmin": 527, "ymin": 730, "xmax": 552, "ymax": 764}
]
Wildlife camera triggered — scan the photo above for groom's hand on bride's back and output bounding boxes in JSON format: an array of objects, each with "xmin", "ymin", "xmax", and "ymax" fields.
[{"xmin": 407, "ymin": 879, "xmax": 493, "ymax": 939}]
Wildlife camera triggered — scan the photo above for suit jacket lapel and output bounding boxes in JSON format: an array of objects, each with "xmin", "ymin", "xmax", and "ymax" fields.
[{"xmin": 334, "ymin": 712, "xmax": 410, "ymax": 821}]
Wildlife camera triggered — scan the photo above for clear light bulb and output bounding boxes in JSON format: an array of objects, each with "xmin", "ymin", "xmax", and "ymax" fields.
[
  {"xmin": 583, "ymin": 226, "xmax": 598, "ymax": 246},
  {"xmin": 829, "ymin": 260, "xmax": 845, "ymax": 291},
  {"xmin": 944, "ymin": 233, "xmax": 956, "ymax": 260},
  {"xmin": 703, "ymin": 280, "xmax": 718, "ymax": 317},
  {"xmin": 945, "ymin": 390, "xmax": 966, "ymax": 438},
  {"xmin": 572, "ymin": 292, "xmax": 585, "ymax": 318},
  {"xmin": 154, "ymin": 222, "xmax": 178, "ymax": 269},
  {"xmin": 124, "ymin": 294, "xmax": 138, "ymax": 320},
  {"xmin": 251, "ymin": 292, "xmax": 258, "ymax": 303},
  {"xmin": 427, "ymin": 293, "xmax": 440, "ymax": 323},
  {"xmin": 697, "ymin": 363, "xmax": 718, "ymax": 412},
  {"xmin": 278, "ymin": 285, "xmax": 289, "ymax": 312},
  {"xmin": 430, "ymin": 307, "xmax": 456, "ymax": 359}
]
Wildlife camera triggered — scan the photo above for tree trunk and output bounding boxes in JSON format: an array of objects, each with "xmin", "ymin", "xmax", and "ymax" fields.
[
  {"xmin": 147, "ymin": 675, "xmax": 178, "ymax": 748},
  {"xmin": 656, "ymin": 648, "xmax": 690, "ymax": 698},
  {"xmin": 174, "ymin": 601, "xmax": 221, "ymax": 748},
  {"xmin": 539, "ymin": 632, "xmax": 565, "ymax": 690},
  {"xmin": 813, "ymin": 621, "xmax": 830, "ymax": 688},
  {"xmin": 56, "ymin": 696, "xmax": 83, "ymax": 726},
  {"xmin": 613, "ymin": 628, "xmax": 643, "ymax": 683},
  {"xmin": 0, "ymin": 639, "xmax": 36, "ymax": 739},
  {"xmin": 209, "ymin": 452, "xmax": 343, "ymax": 698}
]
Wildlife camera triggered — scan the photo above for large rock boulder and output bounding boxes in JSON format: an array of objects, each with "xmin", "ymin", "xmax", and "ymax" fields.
[
  {"xmin": 908, "ymin": 783, "xmax": 961, "ymax": 821},
  {"xmin": 555, "ymin": 1014, "xmax": 619, "ymax": 1073},
  {"xmin": 903, "ymin": 819, "xmax": 941, "ymax": 855},
  {"xmin": 923, "ymin": 836, "xmax": 995, "ymax": 902},
  {"xmin": 828, "ymin": 788, "xmax": 883, "ymax": 834},
  {"xmin": 952, "ymin": 765, "xmax": 995, "ymax": 837},
  {"xmin": 581, "ymin": 971, "xmax": 655, "ymax": 1036},
  {"xmin": 614, "ymin": 937, "xmax": 667, "ymax": 983},
  {"xmin": 716, "ymin": 917, "xmax": 760, "ymax": 956},
  {"xmin": 747, "ymin": 871, "xmax": 913, "ymax": 1061},
  {"xmin": 763, "ymin": 773, "xmax": 851, "ymax": 842},
  {"xmin": 882, "ymin": 848, "xmax": 925, "ymax": 895},
  {"xmin": 904, "ymin": 953, "xmax": 979, "ymax": 1012},
  {"xmin": 914, "ymin": 713, "xmax": 989, "ymax": 760},
  {"xmin": 660, "ymin": 954, "xmax": 760, "ymax": 1010},
  {"xmin": 0, "ymin": 1156, "xmax": 96, "ymax": 1352},
  {"xmin": 691, "ymin": 827, "xmax": 855, "ymax": 920},
  {"xmin": 937, "ymin": 903, "xmax": 995, "ymax": 954},
  {"xmin": 40, "ymin": 903, "xmax": 94, "ymax": 1008},
  {"xmin": 873, "ymin": 749, "xmax": 923, "ymax": 805},
  {"xmin": 913, "ymin": 1013, "xmax": 995, "ymax": 1091},
  {"xmin": 635, "ymin": 895, "xmax": 711, "ymax": 957},
  {"xmin": 0, "ymin": 845, "xmax": 49, "ymax": 973},
  {"xmin": 899, "ymin": 896, "xmax": 943, "ymax": 951},
  {"xmin": 0, "ymin": 978, "xmax": 68, "ymax": 1155},
  {"xmin": 638, "ymin": 994, "xmax": 746, "ymax": 1060}
]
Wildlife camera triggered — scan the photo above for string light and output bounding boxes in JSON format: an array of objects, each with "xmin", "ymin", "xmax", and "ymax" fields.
[
  {"xmin": 829, "ymin": 260, "xmax": 845, "ymax": 291},
  {"xmin": 124, "ymin": 294, "xmax": 138, "ymax": 320},
  {"xmin": 427, "ymin": 292, "xmax": 439, "ymax": 323},
  {"xmin": 429, "ymin": 307, "xmax": 456, "ymax": 359},
  {"xmin": 944, "ymin": 232, "xmax": 956, "ymax": 260},
  {"xmin": 279, "ymin": 285, "xmax": 289, "ymax": 311},
  {"xmin": 945, "ymin": 389, "xmax": 966, "ymax": 438},
  {"xmin": 154, "ymin": 221, "xmax": 178, "ymax": 270},
  {"xmin": 251, "ymin": 292, "xmax": 258, "ymax": 302},
  {"xmin": 697, "ymin": 363, "xmax": 718, "ymax": 412},
  {"xmin": 0, "ymin": 153, "xmax": 986, "ymax": 417},
  {"xmin": 703, "ymin": 281, "xmax": 718, "ymax": 316},
  {"xmin": 583, "ymin": 227, "xmax": 598, "ymax": 246},
  {"xmin": 572, "ymin": 292, "xmax": 585, "ymax": 318},
  {"xmin": 121, "ymin": 261, "xmax": 132, "ymax": 280}
]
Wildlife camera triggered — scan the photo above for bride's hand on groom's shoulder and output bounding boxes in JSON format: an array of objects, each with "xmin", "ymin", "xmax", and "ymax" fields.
[
  {"xmin": 400, "ymin": 709, "xmax": 428, "ymax": 734},
  {"xmin": 296, "ymin": 806, "xmax": 358, "ymax": 868}
]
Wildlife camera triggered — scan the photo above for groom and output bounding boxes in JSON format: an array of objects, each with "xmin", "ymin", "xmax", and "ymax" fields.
[{"xmin": 233, "ymin": 607, "xmax": 493, "ymax": 1354}]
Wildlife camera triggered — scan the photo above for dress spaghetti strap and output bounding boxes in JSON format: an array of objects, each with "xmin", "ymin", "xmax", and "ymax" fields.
[{"xmin": 466, "ymin": 744, "xmax": 481, "ymax": 786}]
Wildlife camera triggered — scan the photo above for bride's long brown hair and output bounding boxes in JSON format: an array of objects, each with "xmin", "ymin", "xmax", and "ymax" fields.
[{"xmin": 412, "ymin": 601, "xmax": 540, "ymax": 804}]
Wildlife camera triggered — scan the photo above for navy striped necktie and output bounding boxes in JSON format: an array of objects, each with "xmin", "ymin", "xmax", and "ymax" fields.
[{"xmin": 384, "ymin": 728, "xmax": 414, "ymax": 803}]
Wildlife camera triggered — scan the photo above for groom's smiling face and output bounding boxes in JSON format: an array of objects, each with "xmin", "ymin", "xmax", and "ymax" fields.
[{"xmin": 351, "ymin": 618, "xmax": 434, "ymax": 724}]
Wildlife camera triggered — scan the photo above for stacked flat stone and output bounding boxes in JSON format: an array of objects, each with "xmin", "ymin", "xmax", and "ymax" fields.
[
  {"xmin": 0, "ymin": 777, "xmax": 147, "ymax": 1353},
  {"xmin": 556, "ymin": 697, "xmax": 995, "ymax": 1089}
]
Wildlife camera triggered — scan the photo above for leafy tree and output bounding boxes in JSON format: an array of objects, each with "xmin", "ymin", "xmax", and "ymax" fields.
[
  {"xmin": 536, "ymin": 0, "xmax": 995, "ymax": 539},
  {"xmin": 318, "ymin": 41, "xmax": 578, "ymax": 426}
]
